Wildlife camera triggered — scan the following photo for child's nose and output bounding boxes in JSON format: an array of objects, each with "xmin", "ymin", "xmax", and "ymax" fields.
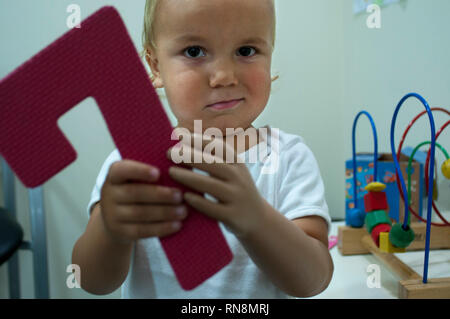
[{"xmin": 209, "ymin": 59, "xmax": 239, "ymax": 88}]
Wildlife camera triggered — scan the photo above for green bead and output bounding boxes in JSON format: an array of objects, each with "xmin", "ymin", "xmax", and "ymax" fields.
[
  {"xmin": 365, "ymin": 210, "xmax": 392, "ymax": 234},
  {"xmin": 389, "ymin": 223, "xmax": 415, "ymax": 248}
]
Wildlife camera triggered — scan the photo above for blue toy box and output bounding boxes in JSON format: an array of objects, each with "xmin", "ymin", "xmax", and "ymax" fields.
[{"xmin": 345, "ymin": 153, "xmax": 424, "ymax": 223}]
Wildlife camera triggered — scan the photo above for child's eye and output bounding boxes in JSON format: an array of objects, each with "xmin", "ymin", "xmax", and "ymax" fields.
[
  {"xmin": 237, "ymin": 46, "xmax": 257, "ymax": 57},
  {"xmin": 183, "ymin": 46, "xmax": 206, "ymax": 59}
]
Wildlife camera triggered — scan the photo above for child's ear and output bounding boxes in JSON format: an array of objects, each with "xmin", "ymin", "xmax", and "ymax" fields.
[{"xmin": 144, "ymin": 48, "xmax": 164, "ymax": 89}]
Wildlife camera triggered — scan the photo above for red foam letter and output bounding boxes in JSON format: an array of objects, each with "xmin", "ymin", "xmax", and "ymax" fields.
[{"xmin": 0, "ymin": 6, "xmax": 232, "ymax": 290}]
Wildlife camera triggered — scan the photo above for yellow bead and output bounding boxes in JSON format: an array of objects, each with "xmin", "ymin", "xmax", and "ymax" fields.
[
  {"xmin": 364, "ymin": 182, "xmax": 387, "ymax": 192},
  {"xmin": 442, "ymin": 159, "xmax": 450, "ymax": 179},
  {"xmin": 379, "ymin": 232, "xmax": 406, "ymax": 253}
]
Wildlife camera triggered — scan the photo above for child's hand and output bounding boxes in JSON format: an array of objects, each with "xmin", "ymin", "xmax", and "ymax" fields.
[
  {"xmin": 100, "ymin": 160, "xmax": 188, "ymax": 245},
  {"xmin": 167, "ymin": 135, "xmax": 267, "ymax": 238}
]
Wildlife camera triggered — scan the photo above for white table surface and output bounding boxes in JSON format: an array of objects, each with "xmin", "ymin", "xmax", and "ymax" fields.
[{"xmin": 311, "ymin": 221, "xmax": 450, "ymax": 299}]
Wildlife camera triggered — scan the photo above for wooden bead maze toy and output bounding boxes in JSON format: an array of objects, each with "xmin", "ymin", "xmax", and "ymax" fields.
[{"xmin": 338, "ymin": 94, "xmax": 450, "ymax": 298}]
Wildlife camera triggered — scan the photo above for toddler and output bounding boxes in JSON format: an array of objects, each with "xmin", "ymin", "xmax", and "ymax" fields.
[{"xmin": 72, "ymin": 0, "xmax": 333, "ymax": 298}]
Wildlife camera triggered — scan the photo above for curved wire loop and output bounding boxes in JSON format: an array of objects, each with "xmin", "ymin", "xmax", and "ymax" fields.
[
  {"xmin": 390, "ymin": 93, "xmax": 436, "ymax": 284},
  {"xmin": 352, "ymin": 111, "xmax": 379, "ymax": 209}
]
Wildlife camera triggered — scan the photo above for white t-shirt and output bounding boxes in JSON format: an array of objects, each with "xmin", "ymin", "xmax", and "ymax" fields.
[{"xmin": 87, "ymin": 125, "xmax": 331, "ymax": 298}]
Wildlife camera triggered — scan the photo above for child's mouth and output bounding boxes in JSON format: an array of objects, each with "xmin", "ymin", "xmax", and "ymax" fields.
[{"xmin": 206, "ymin": 98, "xmax": 244, "ymax": 111}]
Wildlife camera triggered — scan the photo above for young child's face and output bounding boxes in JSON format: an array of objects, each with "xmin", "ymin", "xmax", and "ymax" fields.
[{"xmin": 147, "ymin": 0, "xmax": 275, "ymax": 135}]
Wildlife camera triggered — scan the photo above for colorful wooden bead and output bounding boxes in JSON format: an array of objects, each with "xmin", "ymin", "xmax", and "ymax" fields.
[
  {"xmin": 389, "ymin": 223, "xmax": 415, "ymax": 248},
  {"xmin": 365, "ymin": 209, "xmax": 392, "ymax": 234},
  {"xmin": 371, "ymin": 223, "xmax": 391, "ymax": 247},
  {"xmin": 379, "ymin": 232, "xmax": 406, "ymax": 253},
  {"xmin": 346, "ymin": 208, "xmax": 365, "ymax": 228},
  {"xmin": 442, "ymin": 159, "xmax": 450, "ymax": 179},
  {"xmin": 364, "ymin": 191, "xmax": 388, "ymax": 212},
  {"xmin": 364, "ymin": 182, "xmax": 387, "ymax": 192}
]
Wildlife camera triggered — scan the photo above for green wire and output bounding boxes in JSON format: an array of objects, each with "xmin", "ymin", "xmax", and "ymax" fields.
[{"xmin": 407, "ymin": 141, "xmax": 450, "ymax": 226}]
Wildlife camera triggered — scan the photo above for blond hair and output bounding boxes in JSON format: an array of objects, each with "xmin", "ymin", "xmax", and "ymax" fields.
[
  {"xmin": 142, "ymin": 0, "xmax": 160, "ymax": 52},
  {"xmin": 142, "ymin": 0, "xmax": 276, "ymax": 52}
]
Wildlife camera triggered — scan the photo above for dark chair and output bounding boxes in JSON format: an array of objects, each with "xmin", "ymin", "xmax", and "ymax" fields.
[
  {"xmin": 0, "ymin": 207, "xmax": 23, "ymax": 266},
  {"xmin": 1, "ymin": 158, "xmax": 49, "ymax": 298}
]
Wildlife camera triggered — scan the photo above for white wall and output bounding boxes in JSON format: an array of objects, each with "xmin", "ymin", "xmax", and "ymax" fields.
[
  {"xmin": 259, "ymin": 0, "xmax": 345, "ymax": 222},
  {"xmin": 340, "ymin": 0, "xmax": 450, "ymax": 223},
  {"xmin": 342, "ymin": 0, "xmax": 450, "ymax": 158},
  {"xmin": 0, "ymin": 0, "xmax": 449, "ymax": 299}
]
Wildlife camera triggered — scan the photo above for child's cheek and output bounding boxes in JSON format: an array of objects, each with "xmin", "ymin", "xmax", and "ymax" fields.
[
  {"xmin": 166, "ymin": 69, "xmax": 204, "ymax": 113},
  {"xmin": 242, "ymin": 66, "xmax": 271, "ymax": 105}
]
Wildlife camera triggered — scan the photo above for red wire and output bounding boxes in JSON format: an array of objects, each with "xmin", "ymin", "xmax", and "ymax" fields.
[
  {"xmin": 396, "ymin": 108, "xmax": 450, "ymax": 227},
  {"xmin": 424, "ymin": 121, "xmax": 450, "ymax": 225}
]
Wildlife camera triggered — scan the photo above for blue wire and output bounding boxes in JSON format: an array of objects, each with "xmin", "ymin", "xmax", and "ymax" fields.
[
  {"xmin": 389, "ymin": 93, "xmax": 436, "ymax": 284},
  {"xmin": 352, "ymin": 111, "xmax": 379, "ymax": 209}
]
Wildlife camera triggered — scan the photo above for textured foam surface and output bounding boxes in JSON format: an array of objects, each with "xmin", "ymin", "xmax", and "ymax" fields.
[{"xmin": 0, "ymin": 6, "xmax": 232, "ymax": 290}]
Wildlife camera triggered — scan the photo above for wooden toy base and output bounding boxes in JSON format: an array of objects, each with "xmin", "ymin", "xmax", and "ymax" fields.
[
  {"xmin": 338, "ymin": 222, "xmax": 450, "ymax": 255},
  {"xmin": 399, "ymin": 278, "xmax": 450, "ymax": 299},
  {"xmin": 338, "ymin": 223, "xmax": 450, "ymax": 299}
]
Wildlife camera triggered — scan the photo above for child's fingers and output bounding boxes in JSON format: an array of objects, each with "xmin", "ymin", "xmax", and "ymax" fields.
[
  {"xmin": 178, "ymin": 133, "xmax": 240, "ymax": 163},
  {"xmin": 116, "ymin": 204, "xmax": 188, "ymax": 223},
  {"xmin": 121, "ymin": 221, "xmax": 183, "ymax": 240},
  {"xmin": 113, "ymin": 183, "xmax": 183, "ymax": 205},
  {"xmin": 183, "ymin": 192, "xmax": 228, "ymax": 222},
  {"xmin": 168, "ymin": 166, "xmax": 234, "ymax": 203},
  {"xmin": 108, "ymin": 160, "xmax": 160, "ymax": 185},
  {"xmin": 168, "ymin": 146, "xmax": 241, "ymax": 183}
]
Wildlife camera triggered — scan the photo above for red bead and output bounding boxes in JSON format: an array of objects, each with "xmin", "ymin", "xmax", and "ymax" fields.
[
  {"xmin": 371, "ymin": 223, "xmax": 391, "ymax": 247},
  {"xmin": 364, "ymin": 191, "xmax": 388, "ymax": 212}
]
